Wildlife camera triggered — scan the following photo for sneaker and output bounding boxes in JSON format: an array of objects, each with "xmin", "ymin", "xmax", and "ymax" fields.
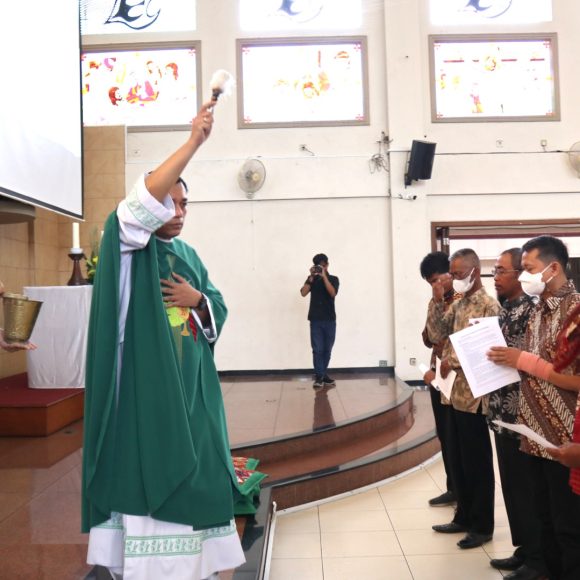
[
  {"xmin": 322, "ymin": 375, "xmax": 336, "ymax": 386},
  {"xmin": 313, "ymin": 377, "xmax": 324, "ymax": 388},
  {"xmin": 428, "ymin": 490, "xmax": 456, "ymax": 507}
]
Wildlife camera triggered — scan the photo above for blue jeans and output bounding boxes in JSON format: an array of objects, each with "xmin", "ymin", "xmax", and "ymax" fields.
[{"xmin": 310, "ymin": 320, "xmax": 336, "ymax": 378}]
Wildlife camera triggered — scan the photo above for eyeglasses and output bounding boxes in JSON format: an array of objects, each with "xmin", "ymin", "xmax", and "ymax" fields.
[{"xmin": 491, "ymin": 268, "xmax": 522, "ymax": 277}]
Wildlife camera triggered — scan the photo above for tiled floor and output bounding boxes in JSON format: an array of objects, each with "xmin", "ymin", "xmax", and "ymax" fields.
[{"xmin": 270, "ymin": 452, "xmax": 514, "ymax": 580}]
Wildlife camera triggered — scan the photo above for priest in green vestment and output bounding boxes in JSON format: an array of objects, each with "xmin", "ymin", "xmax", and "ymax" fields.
[{"xmin": 82, "ymin": 101, "xmax": 245, "ymax": 578}]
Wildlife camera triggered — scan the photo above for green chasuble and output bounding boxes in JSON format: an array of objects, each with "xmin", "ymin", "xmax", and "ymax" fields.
[{"xmin": 82, "ymin": 212, "xmax": 239, "ymax": 532}]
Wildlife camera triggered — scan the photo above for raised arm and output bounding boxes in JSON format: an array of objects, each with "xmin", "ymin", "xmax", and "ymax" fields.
[{"xmin": 145, "ymin": 101, "xmax": 216, "ymax": 202}]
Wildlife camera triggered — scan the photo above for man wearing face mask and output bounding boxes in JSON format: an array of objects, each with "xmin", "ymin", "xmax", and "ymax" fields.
[
  {"xmin": 426, "ymin": 248, "xmax": 499, "ymax": 550},
  {"xmin": 489, "ymin": 235, "xmax": 580, "ymax": 580},
  {"xmin": 485, "ymin": 248, "xmax": 545, "ymax": 580}
]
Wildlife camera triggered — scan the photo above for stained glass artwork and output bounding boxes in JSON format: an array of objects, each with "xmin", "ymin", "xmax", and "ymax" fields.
[
  {"xmin": 81, "ymin": 44, "xmax": 200, "ymax": 129},
  {"xmin": 238, "ymin": 37, "xmax": 368, "ymax": 128},
  {"xmin": 430, "ymin": 35, "xmax": 559, "ymax": 122}
]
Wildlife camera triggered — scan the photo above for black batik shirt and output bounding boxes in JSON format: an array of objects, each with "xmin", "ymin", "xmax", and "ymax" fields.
[{"xmin": 487, "ymin": 293, "xmax": 536, "ymax": 437}]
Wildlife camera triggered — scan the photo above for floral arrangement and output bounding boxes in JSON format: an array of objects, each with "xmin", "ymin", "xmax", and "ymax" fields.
[{"xmin": 85, "ymin": 227, "xmax": 101, "ymax": 284}]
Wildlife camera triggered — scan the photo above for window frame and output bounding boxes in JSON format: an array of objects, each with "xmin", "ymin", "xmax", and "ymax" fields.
[
  {"xmin": 428, "ymin": 33, "xmax": 560, "ymax": 124},
  {"xmin": 81, "ymin": 41, "xmax": 202, "ymax": 132},
  {"xmin": 236, "ymin": 36, "xmax": 370, "ymax": 129}
]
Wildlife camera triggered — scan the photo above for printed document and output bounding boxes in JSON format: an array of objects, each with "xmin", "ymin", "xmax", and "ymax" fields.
[{"xmin": 449, "ymin": 318, "xmax": 520, "ymax": 397}]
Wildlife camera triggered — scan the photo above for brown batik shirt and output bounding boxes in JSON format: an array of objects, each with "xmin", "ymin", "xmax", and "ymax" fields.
[
  {"xmin": 422, "ymin": 291, "xmax": 462, "ymax": 402},
  {"xmin": 427, "ymin": 287, "xmax": 500, "ymax": 414},
  {"xmin": 423, "ymin": 291, "xmax": 462, "ymax": 363},
  {"xmin": 518, "ymin": 280, "xmax": 580, "ymax": 459}
]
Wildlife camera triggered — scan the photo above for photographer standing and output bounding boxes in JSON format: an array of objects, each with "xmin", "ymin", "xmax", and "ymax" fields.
[{"xmin": 300, "ymin": 253, "xmax": 339, "ymax": 388}]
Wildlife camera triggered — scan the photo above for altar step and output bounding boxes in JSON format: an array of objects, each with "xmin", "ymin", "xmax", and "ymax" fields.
[
  {"xmin": 0, "ymin": 373, "xmax": 84, "ymax": 437},
  {"xmin": 232, "ymin": 381, "xmax": 438, "ymax": 579},
  {"xmin": 232, "ymin": 380, "xmax": 437, "ymax": 508}
]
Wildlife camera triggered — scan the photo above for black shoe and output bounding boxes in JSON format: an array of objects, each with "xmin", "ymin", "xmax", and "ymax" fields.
[
  {"xmin": 432, "ymin": 522, "xmax": 467, "ymax": 534},
  {"xmin": 428, "ymin": 490, "xmax": 456, "ymax": 507},
  {"xmin": 504, "ymin": 565, "xmax": 548, "ymax": 580},
  {"xmin": 322, "ymin": 375, "xmax": 336, "ymax": 386},
  {"xmin": 457, "ymin": 532, "xmax": 492, "ymax": 549},
  {"xmin": 313, "ymin": 377, "xmax": 324, "ymax": 388},
  {"xmin": 490, "ymin": 555, "xmax": 524, "ymax": 571}
]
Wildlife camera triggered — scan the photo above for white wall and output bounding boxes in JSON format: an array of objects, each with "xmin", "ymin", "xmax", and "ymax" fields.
[
  {"xmin": 183, "ymin": 197, "xmax": 393, "ymax": 370},
  {"xmin": 85, "ymin": 0, "xmax": 580, "ymax": 374}
]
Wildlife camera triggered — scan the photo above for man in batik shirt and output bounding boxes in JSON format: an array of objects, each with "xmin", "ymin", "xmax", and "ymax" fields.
[
  {"xmin": 427, "ymin": 248, "xmax": 499, "ymax": 550},
  {"xmin": 510, "ymin": 236, "xmax": 580, "ymax": 580},
  {"xmin": 486, "ymin": 248, "xmax": 545, "ymax": 580}
]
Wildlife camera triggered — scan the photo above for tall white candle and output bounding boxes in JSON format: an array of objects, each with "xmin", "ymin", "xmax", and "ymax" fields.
[{"xmin": 72, "ymin": 222, "xmax": 80, "ymax": 250}]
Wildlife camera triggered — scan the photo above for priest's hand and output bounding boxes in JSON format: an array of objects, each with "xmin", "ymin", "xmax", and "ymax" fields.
[
  {"xmin": 161, "ymin": 272, "xmax": 203, "ymax": 308},
  {"xmin": 191, "ymin": 101, "xmax": 215, "ymax": 145},
  {"xmin": 0, "ymin": 328, "xmax": 36, "ymax": 352}
]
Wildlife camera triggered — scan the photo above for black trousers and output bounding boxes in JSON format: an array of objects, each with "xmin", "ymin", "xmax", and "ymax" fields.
[
  {"xmin": 447, "ymin": 407, "xmax": 494, "ymax": 535},
  {"xmin": 527, "ymin": 454, "xmax": 580, "ymax": 580},
  {"xmin": 494, "ymin": 433, "xmax": 545, "ymax": 573},
  {"xmin": 428, "ymin": 386, "xmax": 454, "ymax": 494}
]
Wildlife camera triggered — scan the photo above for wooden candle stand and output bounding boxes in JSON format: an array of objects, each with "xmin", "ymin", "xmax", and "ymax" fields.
[{"xmin": 67, "ymin": 253, "xmax": 88, "ymax": 286}]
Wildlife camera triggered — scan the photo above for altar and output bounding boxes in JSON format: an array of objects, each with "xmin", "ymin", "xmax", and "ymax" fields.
[{"xmin": 24, "ymin": 285, "xmax": 92, "ymax": 388}]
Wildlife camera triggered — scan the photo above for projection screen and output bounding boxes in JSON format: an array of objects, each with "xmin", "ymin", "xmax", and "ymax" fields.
[{"xmin": 0, "ymin": 0, "xmax": 83, "ymax": 218}]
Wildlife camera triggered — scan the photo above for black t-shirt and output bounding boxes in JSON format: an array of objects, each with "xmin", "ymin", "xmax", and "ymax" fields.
[{"xmin": 306, "ymin": 274, "xmax": 339, "ymax": 321}]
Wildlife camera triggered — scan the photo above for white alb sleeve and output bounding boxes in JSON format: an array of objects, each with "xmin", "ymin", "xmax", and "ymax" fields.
[{"xmin": 117, "ymin": 173, "xmax": 175, "ymax": 251}]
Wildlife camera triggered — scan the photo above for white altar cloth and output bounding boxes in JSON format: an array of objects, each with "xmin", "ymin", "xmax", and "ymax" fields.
[{"xmin": 24, "ymin": 285, "xmax": 92, "ymax": 388}]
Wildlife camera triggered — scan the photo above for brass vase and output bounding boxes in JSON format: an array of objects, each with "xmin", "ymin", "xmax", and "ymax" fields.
[{"xmin": 2, "ymin": 293, "xmax": 43, "ymax": 343}]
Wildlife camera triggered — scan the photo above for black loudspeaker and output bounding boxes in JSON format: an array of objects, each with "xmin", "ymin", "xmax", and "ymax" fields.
[{"xmin": 405, "ymin": 140, "xmax": 436, "ymax": 186}]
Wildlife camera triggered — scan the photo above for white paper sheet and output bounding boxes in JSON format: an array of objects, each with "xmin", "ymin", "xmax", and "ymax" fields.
[
  {"xmin": 449, "ymin": 318, "xmax": 520, "ymax": 398},
  {"xmin": 493, "ymin": 420, "xmax": 557, "ymax": 449},
  {"xmin": 419, "ymin": 359, "xmax": 456, "ymax": 398}
]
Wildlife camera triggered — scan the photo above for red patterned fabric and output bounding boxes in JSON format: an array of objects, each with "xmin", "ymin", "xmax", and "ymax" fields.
[
  {"xmin": 555, "ymin": 303, "xmax": 580, "ymax": 495},
  {"xmin": 571, "ymin": 412, "xmax": 580, "ymax": 495},
  {"xmin": 188, "ymin": 313, "xmax": 198, "ymax": 342},
  {"xmin": 554, "ymin": 303, "xmax": 580, "ymax": 372}
]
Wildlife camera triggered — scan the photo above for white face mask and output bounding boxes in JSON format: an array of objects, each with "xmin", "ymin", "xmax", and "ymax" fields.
[
  {"xmin": 452, "ymin": 267, "xmax": 475, "ymax": 294},
  {"xmin": 518, "ymin": 264, "xmax": 554, "ymax": 297}
]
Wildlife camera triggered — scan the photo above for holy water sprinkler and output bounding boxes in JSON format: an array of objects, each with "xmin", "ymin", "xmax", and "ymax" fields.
[{"xmin": 210, "ymin": 69, "xmax": 235, "ymax": 103}]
